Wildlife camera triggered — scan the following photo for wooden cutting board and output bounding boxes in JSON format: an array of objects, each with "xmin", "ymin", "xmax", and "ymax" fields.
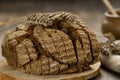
[{"xmin": 0, "ymin": 59, "xmax": 101, "ymax": 80}]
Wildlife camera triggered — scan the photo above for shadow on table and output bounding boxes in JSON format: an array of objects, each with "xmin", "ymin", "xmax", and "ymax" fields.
[{"xmin": 91, "ymin": 66, "xmax": 120, "ymax": 80}]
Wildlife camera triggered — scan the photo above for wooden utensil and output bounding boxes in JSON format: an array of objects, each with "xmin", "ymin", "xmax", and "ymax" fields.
[{"xmin": 102, "ymin": 0, "xmax": 118, "ymax": 17}]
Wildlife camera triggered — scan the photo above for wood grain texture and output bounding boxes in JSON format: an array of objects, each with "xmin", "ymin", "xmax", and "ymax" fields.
[{"xmin": 0, "ymin": 59, "xmax": 100, "ymax": 80}]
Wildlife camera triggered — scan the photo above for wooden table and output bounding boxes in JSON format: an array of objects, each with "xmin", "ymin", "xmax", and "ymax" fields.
[{"xmin": 0, "ymin": 0, "xmax": 120, "ymax": 80}]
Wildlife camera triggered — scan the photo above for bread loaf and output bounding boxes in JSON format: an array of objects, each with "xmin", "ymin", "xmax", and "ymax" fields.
[{"xmin": 2, "ymin": 11, "xmax": 100, "ymax": 75}]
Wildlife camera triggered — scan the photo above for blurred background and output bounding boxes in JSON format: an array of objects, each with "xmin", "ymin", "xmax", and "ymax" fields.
[
  {"xmin": 0, "ymin": 0, "xmax": 120, "ymax": 80},
  {"xmin": 0, "ymin": 0, "xmax": 119, "ymax": 37},
  {"xmin": 0, "ymin": 0, "xmax": 119, "ymax": 33}
]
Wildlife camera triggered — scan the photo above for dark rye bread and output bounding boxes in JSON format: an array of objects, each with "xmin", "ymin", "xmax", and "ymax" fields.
[
  {"xmin": 2, "ymin": 11, "xmax": 100, "ymax": 75},
  {"xmin": 58, "ymin": 21, "xmax": 91, "ymax": 70}
]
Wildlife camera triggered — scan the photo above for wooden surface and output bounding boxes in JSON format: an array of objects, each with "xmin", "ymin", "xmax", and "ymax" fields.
[
  {"xmin": 0, "ymin": 0, "xmax": 120, "ymax": 80},
  {"xmin": 0, "ymin": 59, "xmax": 100, "ymax": 80}
]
